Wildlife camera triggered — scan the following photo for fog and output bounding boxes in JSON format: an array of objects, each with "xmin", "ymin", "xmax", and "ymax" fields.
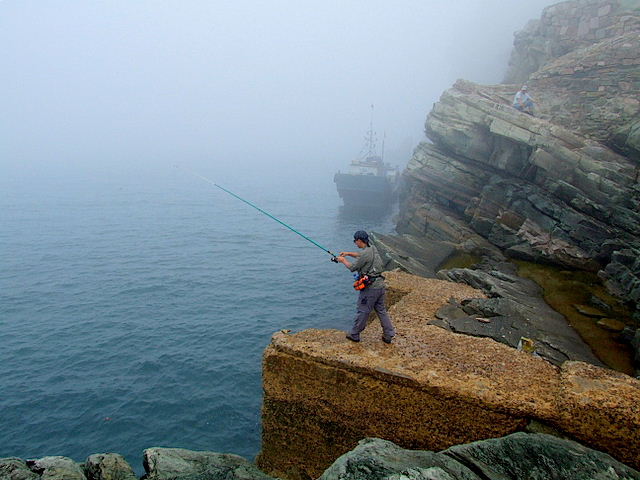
[{"xmin": 1, "ymin": 0, "xmax": 557, "ymax": 182}]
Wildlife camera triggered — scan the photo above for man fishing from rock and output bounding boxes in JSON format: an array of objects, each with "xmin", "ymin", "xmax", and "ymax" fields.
[{"xmin": 335, "ymin": 230, "xmax": 396, "ymax": 344}]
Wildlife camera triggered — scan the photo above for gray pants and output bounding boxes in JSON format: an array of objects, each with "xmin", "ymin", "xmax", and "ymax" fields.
[{"xmin": 349, "ymin": 287, "xmax": 396, "ymax": 340}]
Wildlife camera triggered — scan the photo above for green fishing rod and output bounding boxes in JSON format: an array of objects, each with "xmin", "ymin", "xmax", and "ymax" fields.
[{"xmin": 183, "ymin": 168, "xmax": 339, "ymax": 262}]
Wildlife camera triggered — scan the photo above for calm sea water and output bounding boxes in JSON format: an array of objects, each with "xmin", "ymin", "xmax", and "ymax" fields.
[{"xmin": 0, "ymin": 164, "xmax": 395, "ymax": 474}]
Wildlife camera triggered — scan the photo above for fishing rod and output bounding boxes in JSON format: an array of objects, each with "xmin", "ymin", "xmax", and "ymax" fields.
[{"xmin": 181, "ymin": 167, "xmax": 339, "ymax": 262}]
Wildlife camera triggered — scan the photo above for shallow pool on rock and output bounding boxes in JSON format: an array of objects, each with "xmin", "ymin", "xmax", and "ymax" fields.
[{"xmin": 514, "ymin": 260, "xmax": 636, "ymax": 375}]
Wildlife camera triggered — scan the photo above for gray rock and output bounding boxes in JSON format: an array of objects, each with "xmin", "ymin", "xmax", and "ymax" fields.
[
  {"xmin": 589, "ymin": 294, "xmax": 611, "ymax": 312},
  {"xmin": 27, "ymin": 457, "xmax": 86, "ymax": 480},
  {"xmin": 319, "ymin": 434, "xmax": 640, "ymax": 480},
  {"xmin": 372, "ymin": 232, "xmax": 456, "ymax": 278},
  {"xmin": 142, "ymin": 448, "xmax": 274, "ymax": 480},
  {"xmin": 318, "ymin": 438, "xmax": 479, "ymax": 480},
  {"xmin": 0, "ymin": 458, "xmax": 39, "ymax": 480},
  {"xmin": 436, "ymin": 263, "xmax": 604, "ymax": 367},
  {"xmin": 444, "ymin": 432, "xmax": 640, "ymax": 480},
  {"xmin": 84, "ymin": 454, "xmax": 136, "ymax": 480}
]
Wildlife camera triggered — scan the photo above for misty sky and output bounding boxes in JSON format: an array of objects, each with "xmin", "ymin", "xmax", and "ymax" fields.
[{"xmin": 1, "ymin": 1, "xmax": 558, "ymax": 180}]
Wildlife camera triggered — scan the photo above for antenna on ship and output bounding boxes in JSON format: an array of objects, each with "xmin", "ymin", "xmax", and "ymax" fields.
[{"xmin": 362, "ymin": 104, "xmax": 378, "ymax": 160}]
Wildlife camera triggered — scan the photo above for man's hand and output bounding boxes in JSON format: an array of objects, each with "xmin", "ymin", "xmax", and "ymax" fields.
[{"xmin": 336, "ymin": 256, "xmax": 352, "ymax": 268}]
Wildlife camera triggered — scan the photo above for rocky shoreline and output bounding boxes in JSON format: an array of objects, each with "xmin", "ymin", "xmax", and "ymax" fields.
[{"xmin": 4, "ymin": 433, "xmax": 640, "ymax": 480}]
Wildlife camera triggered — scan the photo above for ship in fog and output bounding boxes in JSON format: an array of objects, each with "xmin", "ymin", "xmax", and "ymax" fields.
[{"xmin": 334, "ymin": 108, "xmax": 399, "ymax": 210}]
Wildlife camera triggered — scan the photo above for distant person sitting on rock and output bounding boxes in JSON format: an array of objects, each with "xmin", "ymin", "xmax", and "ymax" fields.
[
  {"xmin": 513, "ymin": 85, "xmax": 535, "ymax": 115},
  {"xmin": 335, "ymin": 230, "xmax": 396, "ymax": 344}
]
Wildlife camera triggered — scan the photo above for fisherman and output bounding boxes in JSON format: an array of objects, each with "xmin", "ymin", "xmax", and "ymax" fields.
[
  {"xmin": 513, "ymin": 85, "xmax": 535, "ymax": 115},
  {"xmin": 335, "ymin": 230, "xmax": 396, "ymax": 344}
]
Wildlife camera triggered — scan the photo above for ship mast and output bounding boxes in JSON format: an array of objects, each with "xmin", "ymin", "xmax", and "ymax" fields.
[{"xmin": 362, "ymin": 104, "xmax": 378, "ymax": 161}]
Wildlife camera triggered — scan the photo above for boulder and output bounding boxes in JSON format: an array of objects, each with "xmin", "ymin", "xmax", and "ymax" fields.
[
  {"xmin": 143, "ymin": 448, "xmax": 274, "ymax": 480},
  {"xmin": 318, "ymin": 438, "xmax": 475, "ymax": 480},
  {"xmin": 444, "ymin": 432, "xmax": 640, "ymax": 480},
  {"xmin": 84, "ymin": 454, "xmax": 136, "ymax": 480},
  {"xmin": 26, "ymin": 457, "xmax": 86, "ymax": 480},
  {"xmin": 0, "ymin": 458, "xmax": 39, "ymax": 480}
]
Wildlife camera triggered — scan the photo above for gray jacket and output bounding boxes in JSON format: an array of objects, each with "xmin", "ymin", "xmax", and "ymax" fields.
[{"xmin": 348, "ymin": 246, "xmax": 385, "ymax": 289}]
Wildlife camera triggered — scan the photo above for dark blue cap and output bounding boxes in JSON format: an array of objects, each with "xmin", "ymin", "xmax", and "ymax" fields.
[{"xmin": 353, "ymin": 230, "xmax": 369, "ymax": 243}]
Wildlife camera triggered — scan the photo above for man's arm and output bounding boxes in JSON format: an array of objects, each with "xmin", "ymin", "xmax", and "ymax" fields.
[{"xmin": 339, "ymin": 251, "xmax": 360, "ymax": 257}]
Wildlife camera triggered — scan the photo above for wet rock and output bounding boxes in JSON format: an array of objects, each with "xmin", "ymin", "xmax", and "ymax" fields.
[
  {"xmin": 589, "ymin": 294, "xmax": 611, "ymax": 312},
  {"xmin": 0, "ymin": 458, "xmax": 39, "ymax": 480},
  {"xmin": 573, "ymin": 304, "xmax": 608, "ymax": 318},
  {"xmin": 597, "ymin": 318, "xmax": 626, "ymax": 332},
  {"xmin": 26, "ymin": 457, "xmax": 86, "ymax": 480},
  {"xmin": 436, "ymin": 263, "xmax": 603, "ymax": 367},
  {"xmin": 84, "ymin": 454, "xmax": 136, "ymax": 480},
  {"xmin": 319, "ymin": 434, "xmax": 640, "ymax": 480},
  {"xmin": 143, "ymin": 448, "xmax": 274, "ymax": 480}
]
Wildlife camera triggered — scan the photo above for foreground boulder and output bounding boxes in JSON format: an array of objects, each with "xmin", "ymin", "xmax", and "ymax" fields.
[
  {"xmin": 0, "ymin": 458, "xmax": 39, "ymax": 480},
  {"xmin": 320, "ymin": 434, "xmax": 640, "ymax": 480},
  {"xmin": 25, "ymin": 457, "xmax": 86, "ymax": 480},
  {"xmin": 143, "ymin": 448, "xmax": 275, "ymax": 480},
  {"xmin": 84, "ymin": 454, "xmax": 136, "ymax": 480}
]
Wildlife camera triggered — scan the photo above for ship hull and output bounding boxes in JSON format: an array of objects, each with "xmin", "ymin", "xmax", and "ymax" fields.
[{"xmin": 334, "ymin": 173, "xmax": 396, "ymax": 209}]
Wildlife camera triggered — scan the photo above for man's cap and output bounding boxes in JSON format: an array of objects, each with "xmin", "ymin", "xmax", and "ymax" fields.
[
  {"xmin": 522, "ymin": 85, "xmax": 528, "ymax": 90},
  {"xmin": 354, "ymin": 230, "xmax": 369, "ymax": 242}
]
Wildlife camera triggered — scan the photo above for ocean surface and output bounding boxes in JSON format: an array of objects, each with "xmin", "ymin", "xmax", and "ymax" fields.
[{"xmin": 0, "ymin": 164, "xmax": 396, "ymax": 474}]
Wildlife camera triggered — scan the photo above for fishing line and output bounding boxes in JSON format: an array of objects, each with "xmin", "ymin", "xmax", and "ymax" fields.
[{"xmin": 178, "ymin": 166, "xmax": 338, "ymax": 261}]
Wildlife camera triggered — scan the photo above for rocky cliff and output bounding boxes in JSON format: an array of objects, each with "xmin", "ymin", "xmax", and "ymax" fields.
[{"xmin": 384, "ymin": 0, "xmax": 640, "ymax": 373}]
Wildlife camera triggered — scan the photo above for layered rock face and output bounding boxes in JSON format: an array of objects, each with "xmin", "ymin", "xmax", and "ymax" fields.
[
  {"xmin": 257, "ymin": 271, "xmax": 640, "ymax": 480},
  {"xmin": 503, "ymin": 0, "xmax": 640, "ymax": 160},
  {"xmin": 397, "ymin": 0, "xmax": 640, "ymax": 323},
  {"xmin": 504, "ymin": 0, "xmax": 640, "ymax": 86}
]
